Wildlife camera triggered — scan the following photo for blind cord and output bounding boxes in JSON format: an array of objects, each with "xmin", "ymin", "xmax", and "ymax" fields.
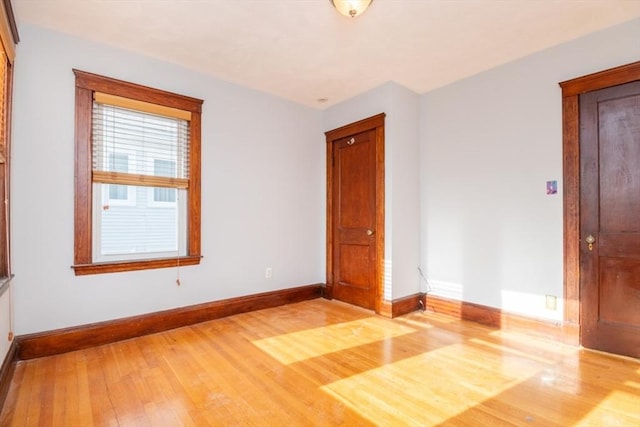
[{"xmin": 176, "ymin": 191, "xmax": 181, "ymax": 287}]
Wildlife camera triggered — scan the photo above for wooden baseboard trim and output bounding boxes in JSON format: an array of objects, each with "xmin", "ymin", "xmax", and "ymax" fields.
[
  {"xmin": 322, "ymin": 292, "xmax": 425, "ymax": 318},
  {"xmin": 321, "ymin": 283, "xmax": 333, "ymax": 300},
  {"xmin": 391, "ymin": 293, "xmax": 426, "ymax": 318},
  {"xmin": 0, "ymin": 339, "xmax": 18, "ymax": 412},
  {"xmin": 425, "ymin": 294, "xmax": 564, "ymax": 342},
  {"xmin": 321, "ymin": 290, "xmax": 424, "ymax": 319},
  {"xmin": 17, "ymin": 284, "xmax": 323, "ymax": 360}
]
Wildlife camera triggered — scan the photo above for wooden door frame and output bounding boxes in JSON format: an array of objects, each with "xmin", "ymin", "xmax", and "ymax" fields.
[
  {"xmin": 559, "ymin": 61, "xmax": 640, "ymax": 346},
  {"xmin": 325, "ymin": 113, "xmax": 386, "ymax": 314}
]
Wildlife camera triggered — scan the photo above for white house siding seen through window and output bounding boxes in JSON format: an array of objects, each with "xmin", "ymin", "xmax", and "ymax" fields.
[
  {"xmin": 107, "ymin": 152, "xmax": 134, "ymax": 203},
  {"xmin": 153, "ymin": 159, "xmax": 177, "ymax": 203}
]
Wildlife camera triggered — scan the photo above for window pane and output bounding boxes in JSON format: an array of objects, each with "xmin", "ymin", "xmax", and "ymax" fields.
[
  {"xmin": 109, "ymin": 184, "xmax": 128, "ymax": 200},
  {"xmin": 97, "ymin": 184, "xmax": 186, "ymax": 259},
  {"xmin": 110, "ymin": 152, "xmax": 129, "ymax": 172},
  {"xmin": 91, "ymin": 104, "xmax": 189, "ymax": 262},
  {"xmin": 154, "ymin": 187, "xmax": 176, "ymax": 203},
  {"xmin": 153, "ymin": 159, "xmax": 177, "ymax": 202},
  {"xmin": 154, "ymin": 158, "xmax": 176, "ymax": 177},
  {"xmin": 108, "ymin": 152, "xmax": 129, "ymax": 200}
]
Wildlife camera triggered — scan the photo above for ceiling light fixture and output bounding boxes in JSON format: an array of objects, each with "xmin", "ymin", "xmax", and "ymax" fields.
[{"xmin": 330, "ymin": 0, "xmax": 373, "ymax": 18}]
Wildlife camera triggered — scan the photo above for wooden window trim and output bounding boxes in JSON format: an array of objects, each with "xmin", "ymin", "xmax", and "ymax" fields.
[
  {"xmin": 0, "ymin": 11, "xmax": 14, "ymax": 280},
  {"xmin": 0, "ymin": 59, "xmax": 11, "ymax": 279},
  {"xmin": 0, "ymin": 0, "xmax": 17, "ymax": 63},
  {"xmin": 72, "ymin": 70, "xmax": 203, "ymax": 275},
  {"xmin": 93, "ymin": 92, "xmax": 192, "ymax": 121}
]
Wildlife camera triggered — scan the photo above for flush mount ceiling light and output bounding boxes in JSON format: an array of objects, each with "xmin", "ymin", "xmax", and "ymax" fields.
[{"xmin": 331, "ymin": 0, "xmax": 373, "ymax": 18}]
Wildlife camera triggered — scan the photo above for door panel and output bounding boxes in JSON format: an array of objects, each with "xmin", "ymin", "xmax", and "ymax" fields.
[
  {"xmin": 580, "ymin": 81, "xmax": 640, "ymax": 358},
  {"xmin": 338, "ymin": 140, "xmax": 373, "ymax": 228},
  {"xmin": 332, "ymin": 130, "xmax": 377, "ymax": 309},
  {"xmin": 598, "ymin": 95, "xmax": 640, "ymax": 232},
  {"xmin": 598, "ymin": 258, "xmax": 640, "ymax": 325},
  {"xmin": 339, "ymin": 244, "xmax": 371, "ymax": 289}
]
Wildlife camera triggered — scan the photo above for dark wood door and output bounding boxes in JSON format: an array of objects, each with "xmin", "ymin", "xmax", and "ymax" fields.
[
  {"xmin": 580, "ymin": 81, "xmax": 640, "ymax": 358},
  {"xmin": 331, "ymin": 130, "xmax": 377, "ymax": 309}
]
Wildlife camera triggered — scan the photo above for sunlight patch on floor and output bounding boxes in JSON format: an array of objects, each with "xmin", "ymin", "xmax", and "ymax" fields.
[
  {"xmin": 320, "ymin": 343, "xmax": 541, "ymax": 426},
  {"xmin": 488, "ymin": 329, "xmax": 573, "ymax": 354},
  {"xmin": 252, "ymin": 317, "xmax": 416, "ymax": 364},
  {"xmin": 468, "ymin": 337, "xmax": 558, "ymax": 365},
  {"xmin": 624, "ymin": 380, "xmax": 640, "ymax": 390},
  {"xmin": 575, "ymin": 389, "xmax": 640, "ymax": 426}
]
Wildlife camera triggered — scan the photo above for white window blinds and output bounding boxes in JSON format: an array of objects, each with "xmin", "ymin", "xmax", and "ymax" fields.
[{"xmin": 92, "ymin": 97, "xmax": 190, "ymax": 189}]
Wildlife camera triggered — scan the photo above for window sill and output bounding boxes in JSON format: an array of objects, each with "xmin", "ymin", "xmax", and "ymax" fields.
[{"xmin": 72, "ymin": 255, "xmax": 202, "ymax": 276}]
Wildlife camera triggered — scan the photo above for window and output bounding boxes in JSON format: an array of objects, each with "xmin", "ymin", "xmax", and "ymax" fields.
[
  {"xmin": 73, "ymin": 70, "xmax": 203, "ymax": 275},
  {"xmin": 152, "ymin": 159, "xmax": 177, "ymax": 203},
  {"xmin": 106, "ymin": 152, "xmax": 135, "ymax": 204},
  {"xmin": 0, "ymin": 0, "xmax": 18, "ymax": 284}
]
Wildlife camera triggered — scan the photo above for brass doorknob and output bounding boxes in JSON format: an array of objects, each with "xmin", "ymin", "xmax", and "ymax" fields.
[
  {"xmin": 586, "ymin": 234, "xmax": 595, "ymax": 251},
  {"xmin": 367, "ymin": 229, "xmax": 375, "ymax": 236}
]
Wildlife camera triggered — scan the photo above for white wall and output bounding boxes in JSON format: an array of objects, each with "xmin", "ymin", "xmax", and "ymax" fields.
[
  {"xmin": 419, "ymin": 18, "xmax": 640, "ymax": 321},
  {"xmin": 388, "ymin": 84, "xmax": 420, "ymax": 299},
  {"xmin": 0, "ymin": 284, "xmax": 11, "ymax": 362},
  {"xmin": 11, "ymin": 25, "xmax": 326, "ymax": 335},
  {"xmin": 323, "ymin": 81, "xmax": 421, "ymax": 301}
]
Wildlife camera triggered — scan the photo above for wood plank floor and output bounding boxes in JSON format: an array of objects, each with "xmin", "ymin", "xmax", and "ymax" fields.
[{"xmin": 1, "ymin": 299, "xmax": 639, "ymax": 426}]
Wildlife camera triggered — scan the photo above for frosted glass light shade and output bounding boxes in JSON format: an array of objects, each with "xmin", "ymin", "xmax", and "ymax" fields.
[{"xmin": 331, "ymin": 0, "xmax": 373, "ymax": 18}]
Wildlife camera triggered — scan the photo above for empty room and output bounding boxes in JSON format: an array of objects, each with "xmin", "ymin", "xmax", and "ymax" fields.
[{"xmin": 0, "ymin": 0, "xmax": 639, "ymax": 425}]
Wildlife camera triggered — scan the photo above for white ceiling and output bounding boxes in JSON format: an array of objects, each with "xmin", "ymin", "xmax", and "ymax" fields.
[{"xmin": 13, "ymin": 0, "xmax": 640, "ymax": 108}]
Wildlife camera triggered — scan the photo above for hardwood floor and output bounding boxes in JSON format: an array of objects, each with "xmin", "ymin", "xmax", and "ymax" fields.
[{"xmin": 1, "ymin": 299, "xmax": 638, "ymax": 426}]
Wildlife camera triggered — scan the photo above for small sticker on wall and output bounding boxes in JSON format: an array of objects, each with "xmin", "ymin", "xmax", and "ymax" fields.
[{"xmin": 546, "ymin": 180, "xmax": 557, "ymax": 195}]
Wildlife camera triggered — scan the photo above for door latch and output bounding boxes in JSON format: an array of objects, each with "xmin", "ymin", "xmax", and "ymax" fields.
[{"xmin": 586, "ymin": 234, "xmax": 595, "ymax": 251}]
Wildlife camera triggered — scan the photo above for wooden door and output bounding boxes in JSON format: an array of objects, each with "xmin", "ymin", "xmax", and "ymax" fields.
[
  {"xmin": 326, "ymin": 114, "xmax": 385, "ymax": 312},
  {"xmin": 580, "ymin": 81, "xmax": 640, "ymax": 358}
]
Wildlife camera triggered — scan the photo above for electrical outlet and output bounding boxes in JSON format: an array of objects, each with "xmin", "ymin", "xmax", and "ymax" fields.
[
  {"xmin": 265, "ymin": 267, "xmax": 272, "ymax": 279},
  {"xmin": 545, "ymin": 295, "xmax": 557, "ymax": 311}
]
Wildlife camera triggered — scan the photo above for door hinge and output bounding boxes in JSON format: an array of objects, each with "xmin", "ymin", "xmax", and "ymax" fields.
[{"xmin": 7, "ymin": 331, "xmax": 13, "ymax": 341}]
